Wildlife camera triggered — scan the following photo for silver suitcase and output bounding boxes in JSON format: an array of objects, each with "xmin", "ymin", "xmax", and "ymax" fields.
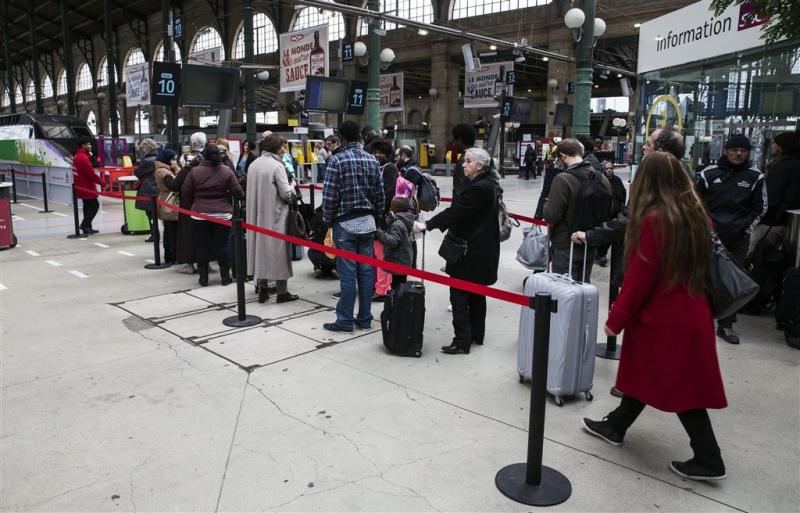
[{"xmin": 517, "ymin": 243, "xmax": 597, "ymax": 406}]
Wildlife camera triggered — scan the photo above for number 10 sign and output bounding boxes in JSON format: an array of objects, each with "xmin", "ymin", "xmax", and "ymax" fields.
[{"xmin": 151, "ymin": 62, "xmax": 181, "ymax": 107}]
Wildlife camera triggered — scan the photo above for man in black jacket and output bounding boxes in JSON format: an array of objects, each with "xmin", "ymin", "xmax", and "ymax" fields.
[
  {"xmin": 451, "ymin": 124, "xmax": 476, "ymax": 199},
  {"xmin": 696, "ymin": 134, "xmax": 767, "ymax": 345}
]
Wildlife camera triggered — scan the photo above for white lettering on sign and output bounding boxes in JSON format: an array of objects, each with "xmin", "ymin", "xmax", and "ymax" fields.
[{"xmin": 280, "ymin": 25, "xmax": 329, "ymax": 92}]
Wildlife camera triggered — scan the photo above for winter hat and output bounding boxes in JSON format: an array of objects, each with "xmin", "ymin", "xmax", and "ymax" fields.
[
  {"xmin": 140, "ymin": 138, "xmax": 159, "ymax": 155},
  {"xmin": 724, "ymin": 134, "xmax": 751, "ymax": 151},
  {"xmin": 774, "ymin": 132, "xmax": 800, "ymax": 152},
  {"xmin": 157, "ymin": 148, "xmax": 177, "ymax": 165}
]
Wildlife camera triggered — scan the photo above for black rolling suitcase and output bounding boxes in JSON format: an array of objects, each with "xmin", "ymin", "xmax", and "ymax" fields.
[{"xmin": 380, "ymin": 234, "xmax": 425, "ymax": 357}]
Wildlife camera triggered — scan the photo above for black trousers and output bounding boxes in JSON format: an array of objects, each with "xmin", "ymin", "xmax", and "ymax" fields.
[
  {"xmin": 450, "ymin": 287, "xmax": 487, "ymax": 348},
  {"xmin": 719, "ymin": 236, "xmax": 749, "ymax": 328},
  {"xmin": 606, "ymin": 395, "xmax": 724, "ymax": 471},
  {"xmin": 162, "ymin": 220, "xmax": 178, "ymax": 264},
  {"xmin": 80, "ymin": 198, "xmax": 99, "ymax": 231},
  {"xmin": 192, "ymin": 220, "xmax": 231, "ymax": 270}
]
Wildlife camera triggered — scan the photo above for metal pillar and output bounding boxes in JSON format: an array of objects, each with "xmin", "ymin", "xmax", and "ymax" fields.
[
  {"xmin": 60, "ymin": 0, "xmax": 76, "ymax": 116},
  {"xmin": 571, "ymin": 0, "xmax": 596, "ymax": 137},
  {"xmin": 243, "ymin": 0, "xmax": 256, "ymax": 144},
  {"xmin": 1, "ymin": 0, "xmax": 17, "ymax": 113},
  {"xmin": 28, "ymin": 3, "xmax": 44, "ymax": 114},
  {"xmin": 366, "ymin": 0, "xmax": 381, "ymax": 131},
  {"xmin": 162, "ymin": 0, "xmax": 178, "ymax": 148},
  {"xmin": 104, "ymin": 0, "xmax": 119, "ymax": 137}
]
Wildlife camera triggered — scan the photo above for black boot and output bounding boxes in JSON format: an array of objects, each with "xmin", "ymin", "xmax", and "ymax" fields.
[
  {"xmin": 220, "ymin": 266, "xmax": 232, "ymax": 286},
  {"xmin": 257, "ymin": 280, "xmax": 270, "ymax": 303},
  {"xmin": 198, "ymin": 265, "xmax": 209, "ymax": 287}
]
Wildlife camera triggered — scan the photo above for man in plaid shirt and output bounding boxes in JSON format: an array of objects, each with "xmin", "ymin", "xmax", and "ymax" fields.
[{"xmin": 322, "ymin": 120, "xmax": 384, "ymax": 332}]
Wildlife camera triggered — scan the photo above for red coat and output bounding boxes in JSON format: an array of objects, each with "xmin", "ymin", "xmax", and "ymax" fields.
[
  {"xmin": 607, "ymin": 211, "xmax": 727, "ymax": 412},
  {"xmin": 73, "ymin": 147, "xmax": 104, "ymax": 200}
]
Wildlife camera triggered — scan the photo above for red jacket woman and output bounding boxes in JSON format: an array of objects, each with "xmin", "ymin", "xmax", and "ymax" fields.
[
  {"xmin": 73, "ymin": 145, "xmax": 103, "ymax": 200},
  {"xmin": 582, "ymin": 152, "xmax": 728, "ymax": 482}
]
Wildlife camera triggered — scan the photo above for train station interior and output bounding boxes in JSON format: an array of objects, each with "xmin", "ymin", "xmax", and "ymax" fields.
[{"xmin": 1, "ymin": 0, "xmax": 799, "ymax": 511}]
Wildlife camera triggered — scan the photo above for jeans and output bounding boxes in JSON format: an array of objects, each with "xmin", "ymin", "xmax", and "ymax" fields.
[
  {"xmin": 606, "ymin": 395, "xmax": 724, "ymax": 471},
  {"xmin": 333, "ymin": 223, "xmax": 375, "ymax": 329},
  {"xmin": 162, "ymin": 220, "xmax": 178, "ymax": 264},
  {"xmin": 192, "ymin": 220, "xmax": 231, "ymax": 270},
  {"xmin": 551, "ymin": 245, "xmax": 595, "ymax": 283},
  {"xmin": 450, "ymin": 288, "xmax": 487, "ymax": 348},
  {"xmin": 80, "ymin": 198, "xmax": 99, "ymax": 231}
]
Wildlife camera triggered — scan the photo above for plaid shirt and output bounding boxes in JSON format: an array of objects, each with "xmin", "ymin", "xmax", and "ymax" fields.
[{"xmin": 322, "ymin": 142, "xmax": 384, "ymax": 226}]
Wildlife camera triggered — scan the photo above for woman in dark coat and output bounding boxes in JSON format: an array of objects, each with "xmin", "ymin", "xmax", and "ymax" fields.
[
  {"xmin": 133, "ymin": 138, "xmax": 160, "ymax": 238},
  {"xmin": 582, "ymin": 152, "xmax": 728, "ymax": 482},
  {"xmin": 416, "ymin": 147, "xmax": 500, "ymax": 355},
  {"xmin": 164, "ymin": 153, "xmax": 201, "ymax": 273}
]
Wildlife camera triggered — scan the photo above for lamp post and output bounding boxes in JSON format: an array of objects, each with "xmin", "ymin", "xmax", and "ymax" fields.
[
  {"xmin": 366, "ymin": 0, "xmax": 381, "ymax": 130},
  {"xmin": 564, "ymin": 1, "xmax": 605, "ymax": 137}
]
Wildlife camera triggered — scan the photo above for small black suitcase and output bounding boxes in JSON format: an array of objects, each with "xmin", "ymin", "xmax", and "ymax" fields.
[{"xmin": 381, "ymin": 281, "xmax": 425, "ymax": 357}]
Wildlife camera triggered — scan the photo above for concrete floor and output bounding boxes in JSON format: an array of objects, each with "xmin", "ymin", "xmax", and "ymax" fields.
[{"xmin": 1, "ymin": 174, "xmax": 798, "ymax": 512}]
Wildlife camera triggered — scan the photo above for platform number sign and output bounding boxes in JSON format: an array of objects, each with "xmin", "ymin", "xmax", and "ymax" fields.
[
  {"xmin": 347, "ymin": 80, "xmax": 367, "ymax": 115},
  {"xmin": 173, "ymin": 15, "xmax": 183, "ymax": 39},
  {"xmin": 500, "ymin": 98, "xmax": 513, "ymax": 121},
  {"xmin": 505, "ymin": 70, "xmax": 516, "ymax": 85},
  {"xmin": 151, "ymin": 62, "xmax": 181, "ymax": 107},
  {"xmin": 342, "ymin": 41, "xmax": 354, "ymax": 62}
]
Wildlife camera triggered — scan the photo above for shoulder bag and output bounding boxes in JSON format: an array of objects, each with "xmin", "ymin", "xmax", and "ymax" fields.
[
  {"xmin": 706, "ymin": 233, "xmax": 760, "ymax": 319},
  {"xmin": 437, "ymin": 187, "xmax": 497, "ymax": 267}
]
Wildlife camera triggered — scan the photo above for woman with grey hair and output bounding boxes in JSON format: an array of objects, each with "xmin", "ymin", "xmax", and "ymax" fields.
[{"xmin": 414, "ymin": 147, "xmax": 501, "ymax": 354}]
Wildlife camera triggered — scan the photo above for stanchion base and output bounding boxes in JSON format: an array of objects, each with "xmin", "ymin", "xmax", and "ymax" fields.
[
  {"xmin": 223, "ymin": 314, "xmax": 262, "ymax": 328},
  {"xmin": 39, "ymin": 210, "xmax": 53, "ymax": 214},
  {"xmin": 596, "ymin": 342, "xmax": 622, "ymax": 360},
  {"xmin": 495, "ymin": 463, "xmax": 571, "ymax": 506},
  {"xmin": 144, "ymin": 263, "xmax": 173, "ymax": 270},
  {"xmin": 66, "ymin": 233, "xmax": 88, "ymax": 239}
]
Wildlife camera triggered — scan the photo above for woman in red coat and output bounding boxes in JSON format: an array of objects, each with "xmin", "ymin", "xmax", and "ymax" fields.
[
  {"xmin": 73, "ymin": 139, "xmax": 105, "ymax": 234},
  {"xmin": 582, "ymin": 152, "xmax": 728, "ymax": 481}
]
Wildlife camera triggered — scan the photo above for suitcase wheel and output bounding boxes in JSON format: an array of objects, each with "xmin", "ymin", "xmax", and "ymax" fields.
[
  {"xmin": 585, "ymin": 391, "xmax": 593, "ymax": 401},
  {"xmin": 553, "ymin": 396, "xmax": 564, "ymax": 407},
  {"xmin": 415, "ymin": 351, "xmax": 421, "ymax": 358},
  {"xmin": 519, "ymin": 374, "xmax": 527, "ymax": 384}
]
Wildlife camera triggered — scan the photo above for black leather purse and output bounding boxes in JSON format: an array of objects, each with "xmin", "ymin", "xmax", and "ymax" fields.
[
  {"xmin": 438, "ymin": 232, "xmax": 469, "ymax": 267},
  {"xmin": 706, "ymin": 234, "xmax": 760, "ymax": 319}
]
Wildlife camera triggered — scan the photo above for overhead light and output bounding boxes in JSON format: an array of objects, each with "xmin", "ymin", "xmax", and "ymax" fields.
[
  {"xmin": 489, "ymin": 45, "xmax": 497, "ymax": 51},
  {"xmin": 593, "ymin": 84, "xmax": 599, "ymax": 88},
  {"xmin": 634, "ymin": 23, "xmax": 641, "ymax": 28},
  {"xmin": 542, "ymin": 56, "xmax": 549, "ymax": 62},
  {"xmin": 515, "ymin": 55, "xmax": 526, "ymax": 63},
  {"xmin": 646, "ymin": 80, "xmax": 651, "ymax": 84},
  {"xmin": 418, "ymin": 29, "xmax": 429, "ymax": 36},
  {"xmin": 527, "ymin": 89, "xmax": 532, "ymax": 92},
  {"xmin": 417, "ymin": 96, "xmax": 422, "ymax": 99},
  {"xmin": 479, "ymin": 52, "xmax": 497, "ymax": 58},
  {"xmin": 617, "ymin": 73, "xmax": 623, "ymax": 78}
]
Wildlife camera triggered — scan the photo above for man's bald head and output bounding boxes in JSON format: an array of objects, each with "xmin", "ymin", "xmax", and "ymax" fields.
[{"xmin": 646, "ymin": 128, "xmax": 684, "ymax": 161}]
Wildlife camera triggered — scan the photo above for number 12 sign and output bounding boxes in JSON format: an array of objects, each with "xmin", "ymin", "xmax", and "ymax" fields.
[{"xmin": 151, "ymin": 62, "xmax": 181, "ymax": 107}]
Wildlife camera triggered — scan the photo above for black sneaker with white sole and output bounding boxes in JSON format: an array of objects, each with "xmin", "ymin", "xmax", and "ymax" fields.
[
  {"xmin": 670, "ymin": 459, "xmax": 727, "ymax": 481},
  {"xmin": 717, "ymin": 326, "xmax": 740, "ymax": 345},
  {"xmin": 582, "ymin": 417, "xmax": 624, "ymax": 446}
]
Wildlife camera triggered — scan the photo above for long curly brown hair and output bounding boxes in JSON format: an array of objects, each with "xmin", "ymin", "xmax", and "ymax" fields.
[{"xmin": 625, "ymin": 152, "xmax": 711, "ymax": 295}]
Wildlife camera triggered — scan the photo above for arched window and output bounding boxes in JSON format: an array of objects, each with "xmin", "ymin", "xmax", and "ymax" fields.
[
  {"xmin": 451, "ymin": 0, "xmax": 551, "ymax": 19},
  {"xmin": 1, "ymin": 88, "xmax": 9, "ymax": 109},
  {"xmin": 358, "ymin": 0, "xmax": 434, "ymax": 35},
  {"xmin": 292, "ymin": 8, "xmax": 345, "ymax": 41},
  {"xmin": 76, "ymin": 63, "xmax": 92, "ymax": 91},
  {"xmin": 233, "ymin": 13, "xmax": 279, "ymax": 59},
  {"xmin": 190, "ymin": 26, "xmax": 225, "ymax": 61},
  {"xmin": 97, "ymin": 57, "xmax": 119, "ymax": 88},
  {"xmin": 26, "ymin": 80, "xmax": 36, "ymax": 103},
  {"xmin": 57, "ymin": 69, "xmax": 68, "ymax": 96},
  {"xmin": 15, "ymin": 85, "xmax": 24, "ymax": 105},
  {"xmin": 153, "ymin": 41, "xmax": 182, "ymax": 63},
  {"xmin": 41, "ymin": 74, "xmax": 54, "ymax": 98},
  {"xmin": 107, "ymin": 110, "xmax": 122, "ymax": 134},
  {"xmin": 124, "ymin": 48, "xmax": 146, "ymax": 83}
]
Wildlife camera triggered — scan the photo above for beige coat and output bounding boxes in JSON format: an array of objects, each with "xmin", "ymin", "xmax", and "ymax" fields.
[
  {"xmin": 154, "ymin": 161, "xmax": 180, "ymax": 221},
  {"xmin": 246, "ymin": 153, "xmax": 294, "ymax": 281}
]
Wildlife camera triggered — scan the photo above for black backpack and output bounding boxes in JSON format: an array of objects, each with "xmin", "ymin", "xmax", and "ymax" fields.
[{"xmin": 567, "ymin": 168, "xmax": 613, "ymax": 231}]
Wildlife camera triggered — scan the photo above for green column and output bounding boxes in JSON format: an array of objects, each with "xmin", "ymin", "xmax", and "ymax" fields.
[
  {"xmin": 366, "ymin": 0, "xmax": 381, "ymax": 131},
  {"xmin": 571, "ymin": 0, "xmax": 596, "ymax": 137},
  {"xmin": 243, "ymin": 0, "xmax": 256, "ymax": 145}
]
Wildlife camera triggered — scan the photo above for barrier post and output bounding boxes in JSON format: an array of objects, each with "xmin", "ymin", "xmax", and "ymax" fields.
[
  {"xmin": 309, "ymin": 183, "xmax": 315, "ymax": 212},
  {"xmin": 597, "ymin": 238, "xmax": 622, "ymax": 360},
  {"xmin": 223, "ymin": 199, "xmax": 262, "ymax": 328},
  {"xmin": 10, "ymin": 169, "xmax": 17, "ymax": 203},
  {"xmin": 144, "ymin": 196, "xmax": 172, "ymax": 269},
  {"xmin": 39, "ymin": 172, "xmax": 53, "ymax": 213},
  {"xmin": 66, "ymin": 184, "xmax": 87, "ymax": 239},
  {"xmin": 495, "ymin": 292, "xmax": 571, "ymax": 506}
]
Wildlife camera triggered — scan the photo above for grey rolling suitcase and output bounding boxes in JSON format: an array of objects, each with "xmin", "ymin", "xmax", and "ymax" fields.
[{"xmin": 517, "ymin": 243, "xmax": 597, "ymax": 406}]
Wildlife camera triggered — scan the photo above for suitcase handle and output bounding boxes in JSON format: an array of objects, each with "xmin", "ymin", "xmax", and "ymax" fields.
[
  {"xmin": 567, "ymin": 240, "xmax": 589, "ymax": 283},
  {"xmin": 582, "ymin": 324, "xmax": 592, "ymax": 361}
]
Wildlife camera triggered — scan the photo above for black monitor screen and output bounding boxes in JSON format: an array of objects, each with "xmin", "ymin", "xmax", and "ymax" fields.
[
  {"xmin": 180, "ymin": 64, "xmax": 240, "ymax": 108},
  {"xmin": 554, "ymin": 103, "xmax": 573, "ymax": 126},
  {"xmin": 305, "ymin": 76, "xmax": 349, "ymax": 113}
]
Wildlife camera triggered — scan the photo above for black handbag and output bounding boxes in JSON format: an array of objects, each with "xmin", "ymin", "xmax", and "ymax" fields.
[
  {"xmin": 438, "ymin": 232, "xmax": 469, "ymax": 266},
  {"xmin": 286, "ymin": 195, "xmax": 307, "ymax": 239},
  {"xmin": 706, "ymin": 234, "xmax": 760, "ymax": 319}
]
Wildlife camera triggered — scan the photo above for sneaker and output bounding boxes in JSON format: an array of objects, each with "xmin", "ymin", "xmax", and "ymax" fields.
[
  {"xmin": 670, "ymin": 459, "xmax": 726, "ymax": 481},
  {"xmin": 332, "ymin": 292, "xmax": 341, "ymax": 300},
  {"xmin": 447, "ymin": 304, "xmax": 453, "ymax": 312},
  {"xmin": 717, "ymin": 326, "xmax": 740, "ymax": 345},
  {"xmin": 144, "ymin": 236, "xmax": 153, "ymax": 243},
  {"xmin": 355, "ymin": 322, "xmax": 372, "ymax": 330},
  {"xmin": 323, "ymin": 322, "xmax": 352, "ymax": 333},
  {"xmin": 582, "ymin": 418, "xmax": 624, "ymax": 446},
  {"xmin": 597, "ymin": 256, "xmax": 609, "ymax": 267},
  {"xmin": 177, "ymin": 264, "xmax": 196, "ymax": 274}
]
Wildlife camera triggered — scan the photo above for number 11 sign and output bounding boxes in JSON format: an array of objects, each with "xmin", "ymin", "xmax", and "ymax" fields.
[{"xmin": 151, "ymin": 62, "xmax": 181, "ymax": 107}]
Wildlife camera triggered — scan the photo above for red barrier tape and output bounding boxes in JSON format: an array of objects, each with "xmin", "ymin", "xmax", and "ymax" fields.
[
  {"xmin": 74, "ymin": 185, "xmax": 153, "ymax": 203},
  {"xmin": 156, "ymin": 199, "xmax": 233, "ymax": 227},
  {"xmin": 297, "ymin": 184, "xmax": 323, "ymax": 191}
]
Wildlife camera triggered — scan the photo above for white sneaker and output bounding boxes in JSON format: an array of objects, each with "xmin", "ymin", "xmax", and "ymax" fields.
[{"xmin": 177, "ymin": 263, "xmax": 196, "ymax": 274}]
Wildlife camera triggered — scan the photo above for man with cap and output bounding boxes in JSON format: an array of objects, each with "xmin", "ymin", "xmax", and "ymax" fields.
[{"xmin": 696, "ymin": 134, "xmax": 767, "ymax": 345}]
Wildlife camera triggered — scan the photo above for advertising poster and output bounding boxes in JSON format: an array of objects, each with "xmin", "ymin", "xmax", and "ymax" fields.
[
  {"xmin": 124, "ymin": 62, "xmax": 150, "ymax": 107},
  {"xmin": 464, "ymin": 61, "xmax": 514, "ymax": 109},
  {"xmin": 379, "ymin": 72, "xmax": 404, "ymax": 112},
  {"xmin": 280, "ymin": 25, "xmax": 329, "ymax": 92}
]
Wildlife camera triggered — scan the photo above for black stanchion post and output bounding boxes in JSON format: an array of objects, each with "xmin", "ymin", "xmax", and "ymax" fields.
[
  {"xmin": 144, "ymin": 196, "xmax": 172, "ymax": 269},
  {"xmin": 39, "ymin": 172, "xmax": 52, "ymax": 213},
  {"xmin": 66, "ymin": 184, "xmax": 87, "ymax": 239},
  {"xmin": 223, "ymin": 200, "xmax": 261, "ymax": 328},
  {"xmin": 309, "ymin": 184, "xmax": 315, "ymax": 212},
  {"xmin": 495, "ymin": 292, "xmax": 571, "ymax": 506},
  {"xmin": 10, "ymin": 169, "xmax": 17, "ymax": 203},
  {"xmin": 597, "ymin": 238, "xmax": 622, "ymax": 360}
]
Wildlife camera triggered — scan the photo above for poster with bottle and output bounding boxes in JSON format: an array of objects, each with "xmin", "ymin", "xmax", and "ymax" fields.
[
  {"xmin": 379, "ymin": 73, "xmax": 404, "ymax": 112},
  {"xmin": 279, "ymin": 25, "xmax": 329, "ymax": 92},
  {"xmin": 464, "ymin": 61, "xmax": 514, "ymax": 109},
  {"xmin": 124, "ymin": 62, "xmax": 150, "ymax": 107}
]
